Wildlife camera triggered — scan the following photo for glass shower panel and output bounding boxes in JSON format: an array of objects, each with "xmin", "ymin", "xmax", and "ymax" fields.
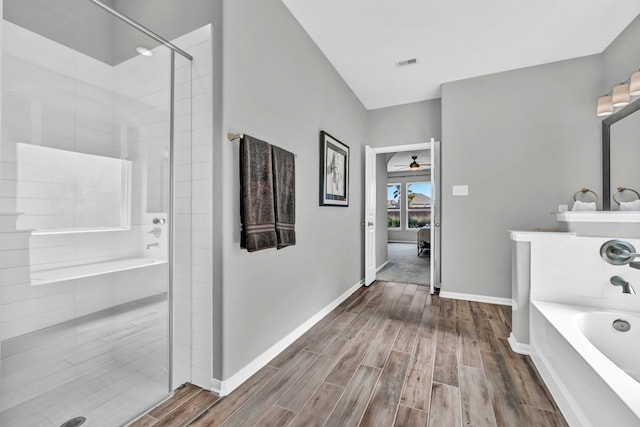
[{"xmin": 0, "ymin": 1, "xmax": 182, "ymax": 425}]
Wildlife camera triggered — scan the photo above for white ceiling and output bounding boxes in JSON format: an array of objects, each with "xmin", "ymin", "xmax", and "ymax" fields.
[{"xmin": 282, "ymin": 0, "xmax": 640, "ymax": 110}]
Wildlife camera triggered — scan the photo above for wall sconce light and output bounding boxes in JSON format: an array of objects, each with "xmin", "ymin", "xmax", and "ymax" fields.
[
  {"xmin": 612, "ymin": 82, "xmax": 631, "ymax": 107},
  {"xmin": 597, "ymin": 70, "xmax": 640, "ymax": 116},
  {"xmin": 630, "ymin": 71, "xmax": 640, "ymax": 96},
  {"xmin": 597, "ymin": 94, "xmax": 613, "ymax": 117}
]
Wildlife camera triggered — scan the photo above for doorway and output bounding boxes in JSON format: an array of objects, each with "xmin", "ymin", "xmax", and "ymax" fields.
[
  {"xmin": 364, "ymin": 140, "xmax": 441, "ymax": 294},
  {"xmin": 378, "ymin": 159, "xmax": 431, "ymax": 285}
]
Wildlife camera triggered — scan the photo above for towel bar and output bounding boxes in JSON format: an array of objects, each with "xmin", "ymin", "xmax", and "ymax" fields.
[
  {"xmin": 227, "ymin": 132, "xmax": 244, "ymax": 141},
  {"xmin": 228, "ymin": 132, "xmax": 297, "ymax": 157}
]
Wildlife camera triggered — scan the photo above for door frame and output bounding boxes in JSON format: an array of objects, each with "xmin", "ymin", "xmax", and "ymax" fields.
[{"xmin": 365, "ymin": 139, "xmax": 440, "ymax": 294}]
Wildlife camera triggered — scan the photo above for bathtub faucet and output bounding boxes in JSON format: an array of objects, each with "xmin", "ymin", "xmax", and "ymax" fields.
[
  {"xmin": 610, "ymin": 275, "xmax": 636, "ymax": 295},
  {"xmin": 601, "ymin": 240, "xmax": 640, "ymax": 270},
  {"xmin": 146, "ymin": 242, "xmax": 159, "ymax": 250}
]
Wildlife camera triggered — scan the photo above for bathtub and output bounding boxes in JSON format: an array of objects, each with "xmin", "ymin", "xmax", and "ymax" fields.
[{"xmin": 530, "ymin": 301, "xmax": 640, "ymax": 427}]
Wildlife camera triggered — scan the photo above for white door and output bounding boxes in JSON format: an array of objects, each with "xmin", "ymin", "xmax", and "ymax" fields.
[
  {"xmin": 364, "ymin": 145, "xmax": 377, "ymax": 286},
  {"xmin": 430, "ymin": 138, "xmax": 441, "ymax": 294}
]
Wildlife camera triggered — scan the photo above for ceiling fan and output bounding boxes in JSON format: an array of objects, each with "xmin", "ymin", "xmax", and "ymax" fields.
[{"xmin": 393, "ymin": 155, "xmax": 430, "ymax": 170}]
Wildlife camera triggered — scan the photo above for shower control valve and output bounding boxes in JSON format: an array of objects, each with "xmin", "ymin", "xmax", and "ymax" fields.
[{"xmin": 147, "ymin": 226, "xmax": 162, "ymax": 238}]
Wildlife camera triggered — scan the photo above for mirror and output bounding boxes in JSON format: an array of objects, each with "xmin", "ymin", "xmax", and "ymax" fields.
[{"xmin": 602, "ymin": 97, "xmax": 640, "ymax": 210}]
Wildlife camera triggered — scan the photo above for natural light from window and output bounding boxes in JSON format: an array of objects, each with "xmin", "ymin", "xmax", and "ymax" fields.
[
  {"xmin": 407, "ymin": 182, "xmax": 431, "ymax": 229},
  {"xmin": 387, "ymin": 183, "xmax": 400, "ymax": 229}
]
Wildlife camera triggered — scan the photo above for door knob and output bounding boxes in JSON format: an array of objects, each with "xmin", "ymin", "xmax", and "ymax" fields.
[
  {"xmin": 435, "ymin": 223, "xmax": 440, "ymax": 227},
  {"xmin": 368, "ymin": 222, "xmax": 374, "ymax": 226}
]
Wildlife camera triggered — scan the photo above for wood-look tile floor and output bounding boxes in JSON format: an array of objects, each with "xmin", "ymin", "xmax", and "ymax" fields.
[{"xmin": 131, "ymin": 281, "xmax": 568, "ymax": 427}]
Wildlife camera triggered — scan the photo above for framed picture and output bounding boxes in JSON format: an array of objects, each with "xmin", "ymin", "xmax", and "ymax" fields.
[{"xmin": 319, "ymin": 131, "xmax": 349, "ymax": 206}]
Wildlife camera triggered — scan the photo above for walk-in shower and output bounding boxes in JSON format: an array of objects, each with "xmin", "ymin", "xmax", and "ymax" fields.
[{"xmin": 0, "ymin": 0, "xmax": 193, "ymax": 425}]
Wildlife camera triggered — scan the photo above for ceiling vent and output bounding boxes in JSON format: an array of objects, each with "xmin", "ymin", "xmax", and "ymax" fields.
[{"xmin": 396, "ymin": 58, "xmax": 419, "ymax": 68}]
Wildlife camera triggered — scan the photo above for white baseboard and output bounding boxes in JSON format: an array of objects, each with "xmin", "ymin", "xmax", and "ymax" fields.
[
  {"xmin": 507, "ymin": 332, "xmax": 532, "ymax": 355},
  {"xmin": 210, "ymin": 278, "xmax": 364, "ymax": 396},
  {"xmin": 376, "ymin": 261, "xmax": 389, "ymax": 272},
  {"xmin": 439, "ymin": 290, "xmax": 512, "ymax": 306}
]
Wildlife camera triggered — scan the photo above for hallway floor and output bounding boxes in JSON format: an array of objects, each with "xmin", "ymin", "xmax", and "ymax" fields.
[
  {"xmin": 131, "ymin": 281, "xmax": 567, "ymax": 427},
  {"xmin": 376, "ymin": 243, "xmax": 430, "ymax": 286}
]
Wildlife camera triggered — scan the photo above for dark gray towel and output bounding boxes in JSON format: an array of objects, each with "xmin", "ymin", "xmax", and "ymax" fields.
[
  {"xmin": 240, "ymin": 135, "xmax": 277, "ymax": 252},
  {"xmin": 272, "ymin": 145, "xmax": 296, "ymax": 249}
]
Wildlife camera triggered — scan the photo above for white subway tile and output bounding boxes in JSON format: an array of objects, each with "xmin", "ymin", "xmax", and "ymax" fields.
[
  {"xmin": 173, "ymin": 26, "xmax": 211, "ymax": 50},
  {"xmin": 192, "ymin": 265, "xmax": 212, "ymax": 284},
  {"xmin": 191, "ymin": 333, "xmax": 211, "ymax": 354},
  {"xmin": 191, "ymin": 367, "xmax": 211, "ymax": 389},
  {"xmin": 191, "ymin": 144, "xmax": 212, "ymax": 165},
  {"xmin": 0, "ymin": 266, "xmax": 31, "ymax": 287},
  {"xmin": 192, "ymin": 348, "xmax": 210, "ymax": 371},
  {"xmin": 192, "ymin": 109, "xmax": 213, "ymax": 131},
  {"xmin": 2, "ymin": 292, "xmax": 70, "ymax": 323},
  {"xmin": 192, "ymin": 231, "xmax": 213, "ymax": 250},
  {"xmin": 192, "ymin": 92, "xmax": 212, "ymax": 114},
  {"xmin": 191, "ymin": 163, "xmax": 212, "ymax": 181},
  {"xmin": 192, "ymin": 215, "xmax": 213, "ymax": 233},
  {"xmin": 1, "ymin": 281, "xmax": 74, "ymax": 304},
  {"xmin": 0, "ymin": 249, "xmax": 30, "ymax": 269},
  {"xmin": 191, "ymin": 197, "xmax": 212, "ymax": 215}
]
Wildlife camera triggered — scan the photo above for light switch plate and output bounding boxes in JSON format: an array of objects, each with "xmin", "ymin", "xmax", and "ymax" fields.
[{"xmin": 452, "ymin": 185, "xmax": 469, "ymax": 196}]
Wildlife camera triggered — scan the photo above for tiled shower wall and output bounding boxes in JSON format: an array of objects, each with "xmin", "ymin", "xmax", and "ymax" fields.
[
  {"xmin": 0, "ymin": 19, "xmax": 214, "ymax": 388},
  {"xmin": 175, "ymin": 25, "xmax": 213, "ymax": 389},
  {"xmin": 0, "ymin": 20, "xmax": 167, "ymax": 340},
  {"xmin": 131, "ymin": 25, "xmax": 214, "ymax": 388}
]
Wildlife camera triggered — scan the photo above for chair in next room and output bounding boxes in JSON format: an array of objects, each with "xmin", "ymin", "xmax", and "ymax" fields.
[{"xmin": 417, "ymin": 227, "xmax": 430, "ymax": 256}]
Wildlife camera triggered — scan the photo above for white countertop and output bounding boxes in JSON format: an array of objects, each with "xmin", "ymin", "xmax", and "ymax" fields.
[{"xmin": 556, "ymin": 211, "xmax": 640, "ymax": 223}]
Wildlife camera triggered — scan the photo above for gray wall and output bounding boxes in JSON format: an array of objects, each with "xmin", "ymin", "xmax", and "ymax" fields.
[
  {"xmin": 3, "ymin": 0, "xmax": 200, "ymax": 65},
  {"xmin": 375, "ymin": 154, "xmax": 388, "ymax": 268},
  {"xmin": 113, "ymin": 0, "xmax": 221, "ymax": 64},
  {"xmin": 367, "ymin": 100, "xmax": 440, "ymax": 270},
  {"xmin": 221, "ymin": 0, "xmax": 368, "ymax": 377},
  {"xmin": 367, "ymin": 99, "xmax": 442, "ymax": 147},
  {"xmin": 440, "ymin": 55, "xmax": 603, "ymax": 298},
  {"xmin": 602, "ymin": 14, "xmax": 640, "ymax": 89},
  {"xmin": 4, "ymin": 0, "xmax": 115, "ymax": 64},
  {"xmin": 434, "ymin": 14, "xmax": 640, "ymax": 300}
]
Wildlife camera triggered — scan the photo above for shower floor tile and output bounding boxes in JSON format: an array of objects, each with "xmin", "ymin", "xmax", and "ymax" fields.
[{"xmin": 0, "ymin": 294, "xmax": 170, "ymax": 427}]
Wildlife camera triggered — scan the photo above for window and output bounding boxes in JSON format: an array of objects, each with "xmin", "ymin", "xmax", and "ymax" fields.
[
  {"xmin": 387, "ymin": 183, "xmax": 400, "ymax": 229},
  {"xmin": 407, "ymin": 182, "xmax": 431, "ymax": 228}
]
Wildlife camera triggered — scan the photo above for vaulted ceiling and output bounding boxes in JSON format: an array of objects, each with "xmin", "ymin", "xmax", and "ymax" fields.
[{"xmin": 282, "ymin": 0, "xmax": 640, "ymax": 109}]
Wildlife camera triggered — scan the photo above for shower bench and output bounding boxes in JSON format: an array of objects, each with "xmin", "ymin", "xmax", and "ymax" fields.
[{"xmin": 30, "ymin": 257, "xmax": 167, "ymax": 286}]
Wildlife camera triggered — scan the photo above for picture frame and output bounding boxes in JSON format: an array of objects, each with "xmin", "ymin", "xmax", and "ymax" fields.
[{"xmin": 319, "ymin": 131, "xmax": 349, "ymax": 206}]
